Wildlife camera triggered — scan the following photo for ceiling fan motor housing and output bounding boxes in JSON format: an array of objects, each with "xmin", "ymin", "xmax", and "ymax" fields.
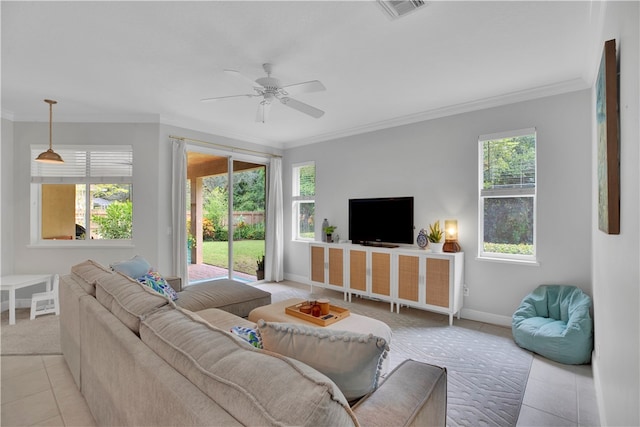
[
  {"xmin": 255, "ymin": 77, "xmax": 282, "ymax": 93},
  {"xmin": 201, "ymin": 62, "xmax": 325, "ymax": 121}
]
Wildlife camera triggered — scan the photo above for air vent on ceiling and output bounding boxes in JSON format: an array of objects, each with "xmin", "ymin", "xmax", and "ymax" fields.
[{"xmin": 377, "ymin": 0, "xmax": 428, "ymax": 20}]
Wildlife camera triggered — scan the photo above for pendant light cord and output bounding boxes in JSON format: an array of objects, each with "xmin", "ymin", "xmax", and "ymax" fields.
[
  {"xmin": 44, "ymin": 99, "xmax": 57, "ymax": 150},
  {"xmin": 49, "ymin": 101, "xmax": 53, "ymax": 149}
]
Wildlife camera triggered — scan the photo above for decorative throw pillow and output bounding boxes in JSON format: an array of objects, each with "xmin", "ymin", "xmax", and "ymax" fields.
[
  {"xmin": 137, "ymin": 271, "xmax": 179, "ymax": 301},
  {"xmin": 110, "ymin": 255, "xmax": 151, "ymax": 279},
  {"xmin": 256, "ymin": 320, "xmax": 389, "ymax": 401},
  {"xmin": 230, "ymin": 326, "xmax": 263, "ymax": 348}
]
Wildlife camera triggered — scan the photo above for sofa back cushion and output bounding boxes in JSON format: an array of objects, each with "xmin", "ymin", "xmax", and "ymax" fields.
[
  {"xmin": 140, "ymin": 307, "xmax": 357, "ymax": 427},
  {"xmin": 257, "ymin": 320, "xmax": 389, "ymax": 401},
  {"xmin": 95, "ymin": 272, "xmax": 171, "ymax": 334},
  {"xmin": 70, "ymin": 259, "xmax": 113, "ymax": 296}
]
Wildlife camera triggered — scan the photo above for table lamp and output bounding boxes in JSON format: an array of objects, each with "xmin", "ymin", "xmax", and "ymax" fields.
[{"xmin": 443, "ymin": 219, "xmax": 461, "ymax": 253}]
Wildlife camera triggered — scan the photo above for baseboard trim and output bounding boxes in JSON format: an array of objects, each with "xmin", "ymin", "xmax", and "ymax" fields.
[
  {"xmin": 283, "ymin": 273, "xmax": 309, "ymax": 285},
  {"xmin": 1, "ymin": 298, "xmax": 32, "ymax": 312},
  {"xmin": 460, "ymin": 308, "xmax": 512, "ymax": 327}
]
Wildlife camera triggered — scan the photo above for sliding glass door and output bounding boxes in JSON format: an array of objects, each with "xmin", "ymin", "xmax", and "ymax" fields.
[{"xmin": 185, "ymin": 149, "xmax": 266, "ymax": 284}]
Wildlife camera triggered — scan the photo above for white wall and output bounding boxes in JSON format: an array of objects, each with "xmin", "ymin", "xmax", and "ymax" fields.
[
  {"xmin": 1, "ymin": 118, "xmax": 15, "ymax": 276},
  {"xmin": 283, "ymin": 89, "xmax": 592, "ymax": 324},
  {"xmin": 0, "ymin": 119, "xmax": 281, "ymax": 298},
  {"xmin": 591, "ymin": 2, "xmax": 640, "ymax": 426},
  {"xmin": 7, "ymin": 122, "xmax": 162, "ymax": 277}
]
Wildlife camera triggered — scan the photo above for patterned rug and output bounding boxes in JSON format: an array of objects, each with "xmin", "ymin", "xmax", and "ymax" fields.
[
  {"xmin": 257, "ymin": 281, "xmax": 533, "ymax": 427},
  {"xmin": 0, "ymin": 280, "xmax": 532, "ymax": 426}
]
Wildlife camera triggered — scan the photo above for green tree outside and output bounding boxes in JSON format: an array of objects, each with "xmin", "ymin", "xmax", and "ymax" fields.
[
  {"xmin": 298, "ymin": 164, "xmax": 315, "ymax": 238},
  {"xmin": 482, "ymin": 134, "xmax": 536, "ymax": 255},
  {"xmin": 93, "ymin": 200, "xmax": 132, "ymax": 239}
]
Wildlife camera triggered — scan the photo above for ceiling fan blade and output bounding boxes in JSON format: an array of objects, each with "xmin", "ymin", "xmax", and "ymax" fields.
[
  {"xmin": 282, "ymin": 80, "xmax": 326, "ymax": 95},
  {"xmin": 200, "ymin": 94, "xmax": 255, "ymax": 102},
  {"xmin": 224, "ymin": 69, "xmax": 264, "ymax": 88},
  {"xmin": 256, "ymin": 101, "xmax": 272, "ymax": 123},
  {"xmin": 280, "ymin": 97, "xmax": 325, "ymax": 118}
]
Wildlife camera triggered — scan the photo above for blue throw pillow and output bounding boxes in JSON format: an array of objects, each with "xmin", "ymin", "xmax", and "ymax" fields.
[
  {"xmin": 110, "ymin": 255, "xmax": 151, "ymax": 279},
  {"xmin": 137, "ymin": 271, "xmax": 179, "ymax": 301},
  {"xmin": 230, "ymin": 326, "xmax": 262, "ymax": 348}
]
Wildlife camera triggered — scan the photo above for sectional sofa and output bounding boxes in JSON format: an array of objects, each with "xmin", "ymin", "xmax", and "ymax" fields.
[{"xmin": 59, "ymin": 259, "xmax": 447, "ymax": 426}]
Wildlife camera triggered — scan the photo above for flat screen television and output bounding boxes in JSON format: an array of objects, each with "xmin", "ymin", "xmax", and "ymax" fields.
[{"xmin": 348, "ymin": 197, "xmax": 414, "ymax": 246}]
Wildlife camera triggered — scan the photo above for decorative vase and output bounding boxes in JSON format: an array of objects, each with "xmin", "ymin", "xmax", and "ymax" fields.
[
  {"xmin": 322, "ymin": 218, "xmax": 329, "ymax": 242},
  {"xmin": 256, "ymin": 270, "xmax": 265, "ymax": 280},
  {"xmin": 430, "ymin": 242, "xmax": 444, "ymax": 253}
]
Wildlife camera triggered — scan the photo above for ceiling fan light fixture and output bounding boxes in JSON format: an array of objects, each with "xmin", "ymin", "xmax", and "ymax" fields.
[
  {"xmin": 35, "ymin": 99, "xmax": 64, "ymax": 164},
  {"xmin": 202, "ymin": 64, "xmax": 326, "ymax": 122}
]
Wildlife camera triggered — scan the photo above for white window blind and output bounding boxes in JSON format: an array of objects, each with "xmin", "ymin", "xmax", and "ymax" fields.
[{"xmin": 31, "ymin": 145, "xmax": 132, "ymax": 183}]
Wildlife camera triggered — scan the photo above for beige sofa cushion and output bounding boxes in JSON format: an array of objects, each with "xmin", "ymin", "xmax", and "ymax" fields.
[
  {"xmin": 95, "ymin": 272, "xmax": 171, "ymax": 334},
  {"xmin": 140, "ymin": 307, "xmax": 358, "ymax": 427},
  {"xmin": 70, "ymin": 259, "xmax": 113, "ymax": 296},
  {"xmin": 257, "ymin": 320, "xmax": 389, "ymax": 401},
  {"xmin": 193, "ymin": 308, "xmax": 255, "ymax": 332},
  {"xmin": 352, "ymin": 359, "xmax": 448, "ymax": 427},
  {"xmin": 175, "ymin": 279, "xmax": 271, "ymax": 317}
]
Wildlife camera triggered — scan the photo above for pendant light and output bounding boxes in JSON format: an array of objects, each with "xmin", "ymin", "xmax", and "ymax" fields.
[{"xmin": 35, "ymin": 99, "xmax": 64, "ymax": 163}]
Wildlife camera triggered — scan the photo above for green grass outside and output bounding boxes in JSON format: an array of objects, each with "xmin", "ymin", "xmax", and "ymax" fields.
[{"xmin": 201, "ymin": 240, "xmax": 265, "ymax": 275}]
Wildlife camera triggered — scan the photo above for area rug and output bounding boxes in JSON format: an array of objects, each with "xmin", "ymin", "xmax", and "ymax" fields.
[
  {"xmin": 256, "ymin": 281, "xmax": 533, "ymax": 427},
  {"xmin": 0, "ymin": 281, "xmax": 532, "ymax": 426},
  {"xmin": 1, "ymin": 308, "xmax": 61, "ymax": 355}
]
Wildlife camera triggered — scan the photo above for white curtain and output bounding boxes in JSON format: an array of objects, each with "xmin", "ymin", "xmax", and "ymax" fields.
[
  {"xmin": 171, "ymin": 139, "xmax": 188, "ymax": 284},
  {"xmin": 265, "ymin": 157, "xmax": 284, "ymax": 282}
]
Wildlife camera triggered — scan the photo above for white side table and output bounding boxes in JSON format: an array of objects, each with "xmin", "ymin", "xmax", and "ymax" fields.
[{"xmin": 0, "ymin": 274, "xmax": 53, "ymax": 325}]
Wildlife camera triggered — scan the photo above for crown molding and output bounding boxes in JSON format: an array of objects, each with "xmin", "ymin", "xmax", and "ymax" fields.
[
  {"xmin": 158, "ymin": 115, "xmax": 284, "ymax": 149},
  {"xmin": 2, "ymin": 110, "xmax": 284, "ymax": 149},
  {"xmin": 283, "ymin": 78, "xmax": 590, "ymax": 149},
  {"xmin": 3, "ymin": 77, "xmax": 590, "ymax": 151},
  {"xmin": 7, "ymin": 112, "xmax": 161, "ymax": 123}
]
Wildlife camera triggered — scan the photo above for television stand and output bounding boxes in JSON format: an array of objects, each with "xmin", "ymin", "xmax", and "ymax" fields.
[{"xmin": 361, "ymin": 241, "xmax": 399, "ymax": 248}]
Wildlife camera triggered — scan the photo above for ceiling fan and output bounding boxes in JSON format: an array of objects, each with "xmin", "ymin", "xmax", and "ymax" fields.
[{"xmin": 201, "ymin": 63, "xmax": 326, "ymax": 123}]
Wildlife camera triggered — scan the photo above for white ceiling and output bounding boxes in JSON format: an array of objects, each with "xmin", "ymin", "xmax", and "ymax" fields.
[{"xmin": 2, "ymin": 1, "xmax": 605, "ymax": 149}]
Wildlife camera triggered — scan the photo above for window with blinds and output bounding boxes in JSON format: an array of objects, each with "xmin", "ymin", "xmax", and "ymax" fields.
[
  {"xmin": 292, "ymin": 162, "xmax": 315, "ymax": 241},
  {"xmin": 478, "ymin": 129, "xmax": 537, "ymax": 262},
  {"xmin": 30, "ymin": 145, "xmax": 133, "ymax": 243},
  {"xmin": 31, "ymin": 146, "xmax": 132, "ymax": 182}
]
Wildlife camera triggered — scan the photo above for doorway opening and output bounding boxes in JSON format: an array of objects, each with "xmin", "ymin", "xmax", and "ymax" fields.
[{"xmin": 186, "ymin": 151, "xmax": 266, "ymax": 284}]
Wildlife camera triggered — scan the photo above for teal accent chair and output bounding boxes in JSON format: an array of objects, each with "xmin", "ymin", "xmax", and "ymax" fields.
[{"xmin": 512, "ymin": 285, "xmax": 593, "ymax": 364}]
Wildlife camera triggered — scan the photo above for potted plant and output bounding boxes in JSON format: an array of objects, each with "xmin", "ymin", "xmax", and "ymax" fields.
[
  {"xmin": 323, "ymin": 225, "xmax": 337, "ymax": 243},
  {"xmin": 256, "ymin": 255, "xmax": 265, "ymax": 280},
  {"xmin": 187, "ymin": 232, "xmax": 196, "ymax": 264},
  {"xmin": 427, "ymin": 220, "xmax": 444, "ymax": 252}
]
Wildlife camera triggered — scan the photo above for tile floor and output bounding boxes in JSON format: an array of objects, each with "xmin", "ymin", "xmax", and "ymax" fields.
[
  {"xmin": 1, "ymin": 324, "xmax": 600, "ymax": 427},
  {"xmin": 517, "ymin": 355, "xmax": 600, "ymax": 426},
  {"xmin": 1, "ymin": 355, "xmax": 95, "ymax": 426}
]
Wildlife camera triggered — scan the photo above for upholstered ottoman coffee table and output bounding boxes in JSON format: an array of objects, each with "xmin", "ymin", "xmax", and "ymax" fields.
[{"xmin": 248, "ymin": 298, "xmax": 392, "ymax": 373}]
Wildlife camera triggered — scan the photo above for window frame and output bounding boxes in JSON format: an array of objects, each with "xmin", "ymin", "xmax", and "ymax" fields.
[
  {"xmin": 29, "ymin": 144, "xmax": 134, "ymax": 247},
  {"xmin": 291, "ymin": 161, "xmax": 315, "ymax": 242},
  {"xmin": 477, "ymin": 128, "xmax": 538, "ymax": 264}
]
